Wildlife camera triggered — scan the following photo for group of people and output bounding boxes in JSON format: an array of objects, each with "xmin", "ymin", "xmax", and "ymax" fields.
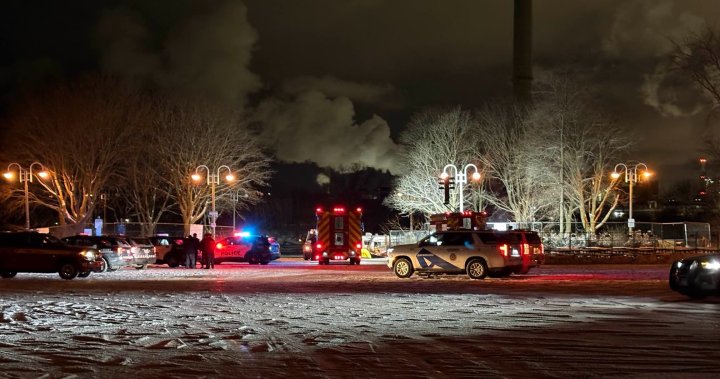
[{"xmin": 183, "ymin": 233, "xmax": 216, "ymax": 269}]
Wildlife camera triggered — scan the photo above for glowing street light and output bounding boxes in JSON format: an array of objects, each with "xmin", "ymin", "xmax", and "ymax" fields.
[
  {"xmin": 441, "ymin": 163, "xmax": 481, "ymax": 212},
  {"xmin": 611, "ymin": 162, "xmax": 652, "ymax": 235},
  {"xmin": 3, "ymin": 162, "xmax": 49, "ymax": 230},
  {"xmin": 191, "ymin": 165, "xmax": 235, "ymax": 237}
]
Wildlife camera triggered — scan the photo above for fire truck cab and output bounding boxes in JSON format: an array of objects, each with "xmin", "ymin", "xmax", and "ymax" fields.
[
  {"xmin": 313, "ymin": 206, "xmax": 363, "ymax": 265},
  {"xmin": 430, "ymin": 211, "xmax": 488, "ymax": 231}
]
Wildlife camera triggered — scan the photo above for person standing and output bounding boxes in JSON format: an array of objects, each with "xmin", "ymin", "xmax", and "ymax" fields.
[
  {"xmin": 200, "ymin": 233, "xmax": 216, "ymax": 269},
  {"xmin": 184, "ymin": 235, "xmax": 197, "ymax": 269},
  {"xmin": 191, "ymin": 233, "xmax": 201, "ymax": 267}
]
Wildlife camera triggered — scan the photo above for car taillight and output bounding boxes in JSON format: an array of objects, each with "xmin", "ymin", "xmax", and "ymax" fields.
[
  {"xmin": 216, "ymin": 243, "xmax": 223, "ymax": 249},
  {"xmin": 499, "ymin": 244, "xmax": 508, "ymax": 257},
  {"xmin": 521, "ymin": 243, "xmax": 530, "ymax": 255}
]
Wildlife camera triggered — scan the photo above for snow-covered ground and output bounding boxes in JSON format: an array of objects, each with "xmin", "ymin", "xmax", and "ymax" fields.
[{"xmin": 1, "ymin": 259, "xmax": 719, "ymax": 378}]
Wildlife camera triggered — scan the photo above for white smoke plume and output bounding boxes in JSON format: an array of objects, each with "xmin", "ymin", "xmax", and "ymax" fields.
[
  {"xmin": 97, "ymin": 0, "xmax": 261, "ymax": 108},
  {"xmin": 253, "ymin": 90, "xmax": 401, "ymax": 173},
  {"xmin": 602, "ymin": 0, "xmax": 708, "ymax": 117},
  {"xmin": 281, "ymin": 75, "xmax": 401, "ymax": 108}
]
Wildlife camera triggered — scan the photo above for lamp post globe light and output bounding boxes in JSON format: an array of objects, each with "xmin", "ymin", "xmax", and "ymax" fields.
[
  {"xmin": 611, "ymin": 162, "xmax": 652, "ymax": 235},
  {"xmin": 440, "ymin": 163, "xmax": 481, "ymax": 213},
  {"xmin": 191, "ymin": 164, "xmax": 235, "ymax": 237},
  {"xmin": 3, "ymin": 162, "xmax": 49, "ymax": 230}
]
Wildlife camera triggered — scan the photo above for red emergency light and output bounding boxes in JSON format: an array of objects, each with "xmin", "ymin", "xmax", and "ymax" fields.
[
  {"xmin": 216, "ymin": 242, "xmax": 223, "ymax": 249},
  {"xmin": 316, "ymin": 243, "xmax": 322, "ymax": 250},
  {"xmin": 355, "ymin": 207, "xmax": 362, "ymax": 213},
  {"xmin": 498, "ymin": 244, "xmax": 508, "ymax": 257},
  {"xmin": 333, "ymin": 206, "xmax": 345, "ymax": 213}
]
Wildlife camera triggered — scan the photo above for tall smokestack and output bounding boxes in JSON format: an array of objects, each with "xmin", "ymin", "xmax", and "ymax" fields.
[{"xmin": 513, "ymin": 0, "xmax": 533, "ymax": 102}]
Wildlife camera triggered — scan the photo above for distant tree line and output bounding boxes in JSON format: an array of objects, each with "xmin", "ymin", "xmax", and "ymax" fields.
[
  {"xmin": 384, "ymin": 71, "xmax": 633, "ymax": 233},
  {"xmin": 0, "ymin": 75, "xmax": 271, "ymax": 235}
]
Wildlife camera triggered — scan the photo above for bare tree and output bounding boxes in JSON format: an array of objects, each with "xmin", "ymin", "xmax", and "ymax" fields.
[
  {"xmin": 153, "ymin": 99, "xmax": 271, "ymax": 234},
  {"xmin": 533, "ymin": 73, "xmax": 631, "ymax": 232},
  {"xmin": 121, "ymin": 150, "xmax": 175, "ymax": 236},
  {"xmin": 674, "ymin": 27, "xmax": 720, "ymax": 219},
  {"xmin": 2, "ymin": 76, "xmax": 150, "ymax": 234},
  {"xmin": 673, "ymin": 26, "xmax": 720, "ymax": 108},
  {"xmin": 384, "ymin": 108, "xmax": 483, "ymax": 217},
  {"xmin": 476, "ymin": 102, "xmax": 556, "ymax": 223}
]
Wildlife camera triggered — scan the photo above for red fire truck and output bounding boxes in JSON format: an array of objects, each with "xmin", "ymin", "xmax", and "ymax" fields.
[
  {"xmin": 429, "ymin": 211, "xmax": 488, "ymax": 231},
  {"xmin": 313, "ymin": 205, "xmax": 363, "ymax": 265}
]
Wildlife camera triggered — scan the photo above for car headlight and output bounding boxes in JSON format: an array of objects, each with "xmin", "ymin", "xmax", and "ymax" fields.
[
  {"xmin": 676, "ymin": 261, "xmax": 683, "ymax": 269},
  {"xmin": 79, "ymin": 250, "xmax": 96, "ymax": 260},
  {"xmin": 700, "ymin": 260, "xmax": 720, "ymax": 271}
]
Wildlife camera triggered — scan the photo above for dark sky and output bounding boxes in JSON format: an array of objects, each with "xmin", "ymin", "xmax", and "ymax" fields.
[{"xmin": 2, "ymin": 0, "xmax": 720, "ymax": 191}]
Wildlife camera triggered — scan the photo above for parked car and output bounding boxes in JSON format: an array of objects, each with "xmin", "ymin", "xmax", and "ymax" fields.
[
  {"xmin": 268, "ymin": 237, "xmax": 281, "ymax": 261},
  {"xmin": 124, "ymin": 237, "xmax": 157, "ymax": 269},
  {"xmin": 303, "ymin": 229, "xmax": 317, "ymax": 260},
  {"xmin": 62, "ymin": 235, "xmax": 134, "ymax": 272},
  {"xmin": 386, "ymin": 229, "xmax": 544, "ymax": 279},
  {"xmin": 148, "ymin": 235, "xmax": 185, "ymax": 266},
  {"xmin": 0, "ymin": 231, "xmax": 103, "ymax": 280},
  {"xmin": 669, "ymin": 254, "xmax": 720, "ymax": 299},
  {"xmin": 214, "ymin": 234, "xmax": 280, "ymax": 265}
]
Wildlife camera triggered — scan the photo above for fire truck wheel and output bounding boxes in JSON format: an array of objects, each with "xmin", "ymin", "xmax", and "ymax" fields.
[
  {"xmin": 466, "ymin": 258, "xmax": 488, "ymax": 280},
  {"xmin": 392, "ymin": 258, "xmax": 414, "ymax": 278}
]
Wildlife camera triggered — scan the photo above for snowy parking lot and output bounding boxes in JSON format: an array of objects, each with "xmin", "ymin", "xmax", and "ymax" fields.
[{"xmin": 1, "ymin": 258, "xmax": 720, "ymax": 378}]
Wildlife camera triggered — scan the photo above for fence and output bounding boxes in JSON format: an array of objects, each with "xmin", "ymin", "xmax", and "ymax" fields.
[
  {"xmin": 43, "ymin": 222, "xmax": 238, "ymax": 239},
  {"xmin": 387, "ymin": 221, "xmax": 715, "ymax": 250}
]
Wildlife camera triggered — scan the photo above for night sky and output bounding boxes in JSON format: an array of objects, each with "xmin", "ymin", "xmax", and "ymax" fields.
[{"xmin": 2, "ymin": 0, "xmax": 719, "ymax": 191}]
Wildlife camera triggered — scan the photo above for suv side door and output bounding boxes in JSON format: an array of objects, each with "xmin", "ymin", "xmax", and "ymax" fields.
[
  {"xmin": 27, "ymin": 233, "xmax": 63, "ymax": 271},
  {"xmin": 417, "ymin": 232, "xmax": 471, "ymax": 272}
]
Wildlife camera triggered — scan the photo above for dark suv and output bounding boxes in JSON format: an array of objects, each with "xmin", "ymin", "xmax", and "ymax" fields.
[
  {"xmin": 62, "ymin": 235, "xmax": 134, "ymax": 272},
  {"xmin": 0, "ymin": 231, "xmax": 103, "ymax": 280}
]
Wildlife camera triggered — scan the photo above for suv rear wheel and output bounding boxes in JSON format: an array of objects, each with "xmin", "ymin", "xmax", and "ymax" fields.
[
  {"xmin": 466, "ymin": 258, "xmax": 488, "ymax": 280},
  {"xmin": 393, "ymin": 258, "xmax": 414, "ymax": 278},
  {"xmin": 98, "ymin": 257, "xmax": 109, "ymax": 273},
  {"xmin": 58, "ymin": 262, "xmax": 79, "ymax": 280}
]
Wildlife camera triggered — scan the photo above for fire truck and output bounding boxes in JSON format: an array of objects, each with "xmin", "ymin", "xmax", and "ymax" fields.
[
  {"xmin": 430, "ymin": 211, "xmax": 489, "ymax": 231},
  {"xmin": 313, "ymin": 205, "xmax": 363, "ymax": 265}
]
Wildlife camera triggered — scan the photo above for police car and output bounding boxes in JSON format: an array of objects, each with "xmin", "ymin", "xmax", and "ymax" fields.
[
  {"xmin": 387, "ymin": 229, "xmax": 544, "ymax": 279},
  {"xmin": 214, "ymin": 233, "xmax": 279, "ymax": 265}
]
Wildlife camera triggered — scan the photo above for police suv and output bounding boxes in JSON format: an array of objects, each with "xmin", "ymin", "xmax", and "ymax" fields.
[{"xmin": 387, "ymin": 229, "xmax": 544, "ymax": 279}]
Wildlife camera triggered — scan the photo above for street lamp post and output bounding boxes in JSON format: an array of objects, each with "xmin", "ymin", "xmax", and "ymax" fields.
[
  {"xmin": 192, "ymin": 165, "xmax": 235, "ymax": 237},
  {"xmin": 440, "ymin": 164, "xmax": 481, "ymax": 213},
  {"xmin": 3, "ymin": 162, "xmax": 49, "ymax": 230},
  {"xmin": 611, "ymin": 162, "xmax": 652, "ymax": 235}
]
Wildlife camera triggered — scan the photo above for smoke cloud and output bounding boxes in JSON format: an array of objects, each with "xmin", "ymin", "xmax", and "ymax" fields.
[
  {"xmin": 601, "ymin": 0, "xmax": 708, "ymax": 117},
  {"xmin": 281, "ymin": 75, "xmax": 401, "ymax": 108},
  {"xmin": 97, "ymin": 0, "xmax": 261, "ymax": 108},
  {"xmin": 253, "ymin": 90, "xmax": 401, "ymax": 173}
]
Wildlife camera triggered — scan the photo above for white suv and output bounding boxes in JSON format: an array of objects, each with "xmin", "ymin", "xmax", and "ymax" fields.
[{"xmin": 387, "ymin": 230, "xmax": 543, "ymax": 279}]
